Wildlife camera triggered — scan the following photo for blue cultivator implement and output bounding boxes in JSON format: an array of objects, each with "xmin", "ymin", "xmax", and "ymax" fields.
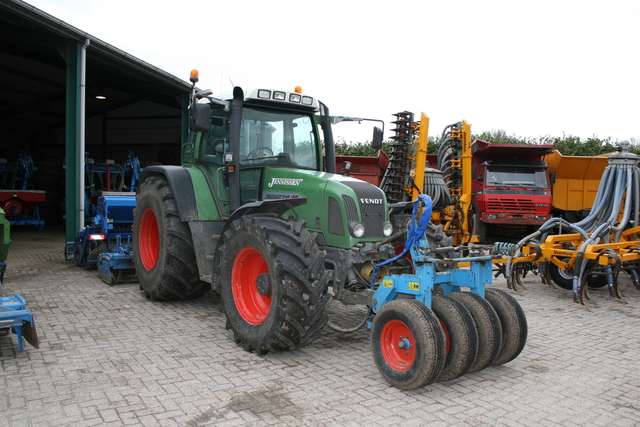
[
  {"xmin": 0, "ymin": 212, "xmax": 39, "ymax": 352},
  {"xmin": 66, "ymin": 195, "xmax": 137, "ymax": 285},
  {"xmin": 0, "ymin": 294, "xmax": 39, "ymax": 352},
  {"xmin": 366, "ymin": 195, "xmax": 527, "ymax": 389}
]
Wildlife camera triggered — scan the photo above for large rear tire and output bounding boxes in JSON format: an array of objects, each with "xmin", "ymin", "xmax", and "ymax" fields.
[
  {"xmin": 371, "ymin": 299, "xmax": 445, "ymax": 390},
  {"xmin": 217, "ymin": 215, "xmax": 331, "ymax": 354},
  {"xmin": 132, "ymin": 175, "xmax": 210, "ymax": 300},
  {"xmin": 485, "ymin": 288, "xmax": 528, "ymax": 366},
  {"xmin": 432, "ymin": 295, "xmax": 479, "ymax": 381}
]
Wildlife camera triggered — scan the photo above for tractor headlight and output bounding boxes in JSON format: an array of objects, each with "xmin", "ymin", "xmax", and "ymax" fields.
[
  {"xmin": 289, "ymin": 93, "xmax": 301, "ymax": 103},
  {"xmin": 382, "ymin": 221, "xmax": 393, "ymax": 237},
  {"xmin": 257, "ymin": 89, "xmax": 271, "ymax": 99},
  {"xmin": 350, "ymin": 222, "xmax": 365, "ymax": 238}
]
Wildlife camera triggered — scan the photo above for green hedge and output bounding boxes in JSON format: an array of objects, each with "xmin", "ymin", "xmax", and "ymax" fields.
[{"xmin": 333, "ymin": 132, "xmax": 639, "ymax": 157}]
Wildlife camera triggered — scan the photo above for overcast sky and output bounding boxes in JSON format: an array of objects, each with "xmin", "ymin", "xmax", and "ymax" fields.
[{"xmin": 25, "ymin": 0, "xmax": 640, "ymax": 143}]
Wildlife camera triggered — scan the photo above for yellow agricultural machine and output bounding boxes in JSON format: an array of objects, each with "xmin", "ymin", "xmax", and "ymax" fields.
[
  {"xmin": 373, "ymin": 112, "xmax": 638, "ymax": 306},
  {"xmin": 500, "ymin": 142, "xmax": 640, "ymax": 306}
]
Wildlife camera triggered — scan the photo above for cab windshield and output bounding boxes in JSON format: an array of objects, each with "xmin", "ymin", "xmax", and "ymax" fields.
[
  {"xmin": 239, "ymin": 107, "xmax": 318, "ymax": 169},
  {"xmin": 486, "ymin": 166, "xmax": 549, "ymax": 188}
]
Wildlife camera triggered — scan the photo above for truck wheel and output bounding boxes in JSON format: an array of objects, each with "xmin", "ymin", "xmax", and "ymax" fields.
[
  {"xmin": 432, "ymin": 295, "xmax": 479, "ymax": 381},
  {"xmin": 473, "ymin": 213, "xmax": 487, "ymax": 243},
  {"xmin": 485, "ymin": 288, "xmax": 527, "ymax": 366},
  {"xmin": 132, "ymin": 175, "xmax": 210, "ymax": 300},
  {"xmin": 447, "ymin": 292, "xmax": 502, "ymax": 373},
  {"xmin": 371, "ymin": 299, "xmax": 445, "ymax": 390},
  {"xmin": 218, "ymin": 215, "xmax": 331, "ymax": 354}
]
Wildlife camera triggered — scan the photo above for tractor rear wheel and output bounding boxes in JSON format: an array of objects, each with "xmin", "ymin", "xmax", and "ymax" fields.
[
  {"xmin": 371, "ymin": 299, "xmax": 445, "ymax": 390},
  {"xmin": 448, "ymin": 292, "xmax": 502, "ymax": 373},
  {"xmin": 132, "ymin": 175, "xmax": 210, "ymax": 300},
  {"xmin": 432, "ymin": 295, "xmax": 479, "ymax": 381},
  {"xmin": 485, "ymin": 288, "xmax": 528, "ymax": 366},
  {"xmin": 218, "ymin": 215, "xmax": 331, "ymax": 354}
]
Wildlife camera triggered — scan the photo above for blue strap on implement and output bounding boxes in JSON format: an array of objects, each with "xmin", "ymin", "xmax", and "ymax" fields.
[{"xmin": 369, "ymin": 194, "xmax": 433, "ymax": 288}]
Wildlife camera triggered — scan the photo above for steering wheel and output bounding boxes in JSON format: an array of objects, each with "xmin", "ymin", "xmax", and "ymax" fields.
[{"xmin": 247, "ymin": 146, "xmax": 274, "ymax": 159}]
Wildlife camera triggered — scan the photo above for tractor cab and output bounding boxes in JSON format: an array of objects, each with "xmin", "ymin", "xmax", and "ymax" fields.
[{"xmin": 185, "ymin": 76, "xmax": 329, "ymax": 213}]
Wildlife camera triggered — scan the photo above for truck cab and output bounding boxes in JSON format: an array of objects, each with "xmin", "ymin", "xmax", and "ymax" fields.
[{"xmin": 471, "ymin": 140, "xmax": 554, "ymax": 240}]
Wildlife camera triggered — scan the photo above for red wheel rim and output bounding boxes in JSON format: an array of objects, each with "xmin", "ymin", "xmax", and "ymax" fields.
[
  {"xmin": 380, "ymin": 319, "xmax": 416, "ymax": 371},
  {"xmin": 232, "ymin": 247, "xmax": 271, "ymax": 325},
  {"xmin": 139, "ymin": 208, "xmax": 160, "ymax": 270},
  {"xmin": 439, "ymin": 320, "xmax": 451, "ymax": 355}
]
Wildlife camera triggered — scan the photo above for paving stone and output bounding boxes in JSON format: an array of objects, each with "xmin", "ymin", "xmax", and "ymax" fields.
[{"xmin": 1, "ymin": 229, "xmax": 640, "ymax": 426}]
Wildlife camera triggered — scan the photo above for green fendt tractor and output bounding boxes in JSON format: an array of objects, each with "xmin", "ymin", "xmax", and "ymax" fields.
[{"xmin": 132, "ymin": 71, "xmax": 398, "ymax": 354}]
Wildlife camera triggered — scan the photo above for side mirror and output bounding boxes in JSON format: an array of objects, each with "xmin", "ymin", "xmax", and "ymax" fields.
[
  {"xmin": 342, "ymin": 161, "xmax": 352, "ymax": 177},
  {"xmin": 189, "ymin": 103, "xmax": 211, "ymax": 132},
  {"xmin": 372, "ymin": 126, "xmax": 383, "ymax": 150}
]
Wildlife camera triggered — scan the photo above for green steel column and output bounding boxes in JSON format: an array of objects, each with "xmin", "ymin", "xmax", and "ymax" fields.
[{"xmin": 64, "ymin": 41, "xmax": 82, "ymax": 242}]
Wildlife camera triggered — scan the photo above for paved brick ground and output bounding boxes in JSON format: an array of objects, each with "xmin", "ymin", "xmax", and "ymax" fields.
[{"xmin": 1, "ymin": 228, "xmax": 640, "ymax": 426}]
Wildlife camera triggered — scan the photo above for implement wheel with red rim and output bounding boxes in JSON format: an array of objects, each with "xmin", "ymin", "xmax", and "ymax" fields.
[
  {"xmin": 218, "ymin": 215, "xmax": 331, "ymax": 354},
  {"xmin": 432, "ymin": 294, "xmax": 479, "ymax": 382},
  {"xmin": 371, "ymin": 299, "xmax": 445, "ymax": 390},
  {"xmin": 132, "ymin": 175, "xmax": 210, "ymax": 300}
]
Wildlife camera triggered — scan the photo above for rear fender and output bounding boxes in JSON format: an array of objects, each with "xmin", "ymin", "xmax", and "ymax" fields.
[{"xmin": 140, "ymin": 166, "xmax": 198, "ymax": 221}]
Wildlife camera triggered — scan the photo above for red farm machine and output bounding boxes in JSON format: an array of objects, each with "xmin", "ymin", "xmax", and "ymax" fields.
[{"xmin": 0, "ymin": 151, "xmax": 46, "ymax": 231}]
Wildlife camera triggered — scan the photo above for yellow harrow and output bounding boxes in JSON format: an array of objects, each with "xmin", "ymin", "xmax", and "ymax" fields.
[{"xmin": 498, "ymin": 142, "xmax": 640, "ymax": 307}]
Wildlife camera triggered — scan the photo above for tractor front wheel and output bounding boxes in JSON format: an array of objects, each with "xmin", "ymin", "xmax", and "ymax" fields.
[
  {"xmin": 371, "ymin": 299, "xmax": 445, "ymax": 390},
  {"xmin": 218, "ymin": 215, "xmax": 331, "ymax": 354},
  {"xmin": 132, "ymin": 175, "xmax": 210, "ymax": 300}
]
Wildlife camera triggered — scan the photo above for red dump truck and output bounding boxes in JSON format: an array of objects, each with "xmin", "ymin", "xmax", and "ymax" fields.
[
  {"xmin": 468, "ymin": 140, "xmax": 555, "ymax": 241},
  {"xmin": 337, "ymin": 139, "xmax": 609, "ymax": 243}
]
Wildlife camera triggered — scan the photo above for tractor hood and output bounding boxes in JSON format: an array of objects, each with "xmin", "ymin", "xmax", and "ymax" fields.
[{"xmin": 261, "ymin": 168, "xmax": 390, "ymax": 248}]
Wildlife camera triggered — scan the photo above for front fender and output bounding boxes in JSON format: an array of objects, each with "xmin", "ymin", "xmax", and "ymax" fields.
[{"xmin": 226, "ymin": 198, "xmax": 308, "ymax": 225}]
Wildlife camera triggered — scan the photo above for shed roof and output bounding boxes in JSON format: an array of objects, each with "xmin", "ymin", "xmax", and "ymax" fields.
[{"xmin": 0, "ymin": 0, "xmax": 191, "ymax": 142}]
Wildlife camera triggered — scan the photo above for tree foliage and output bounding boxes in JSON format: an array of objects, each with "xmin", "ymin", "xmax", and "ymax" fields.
[{"xmin": 333, "ymin": 130, "xmax": 640, "ymax": 157}]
